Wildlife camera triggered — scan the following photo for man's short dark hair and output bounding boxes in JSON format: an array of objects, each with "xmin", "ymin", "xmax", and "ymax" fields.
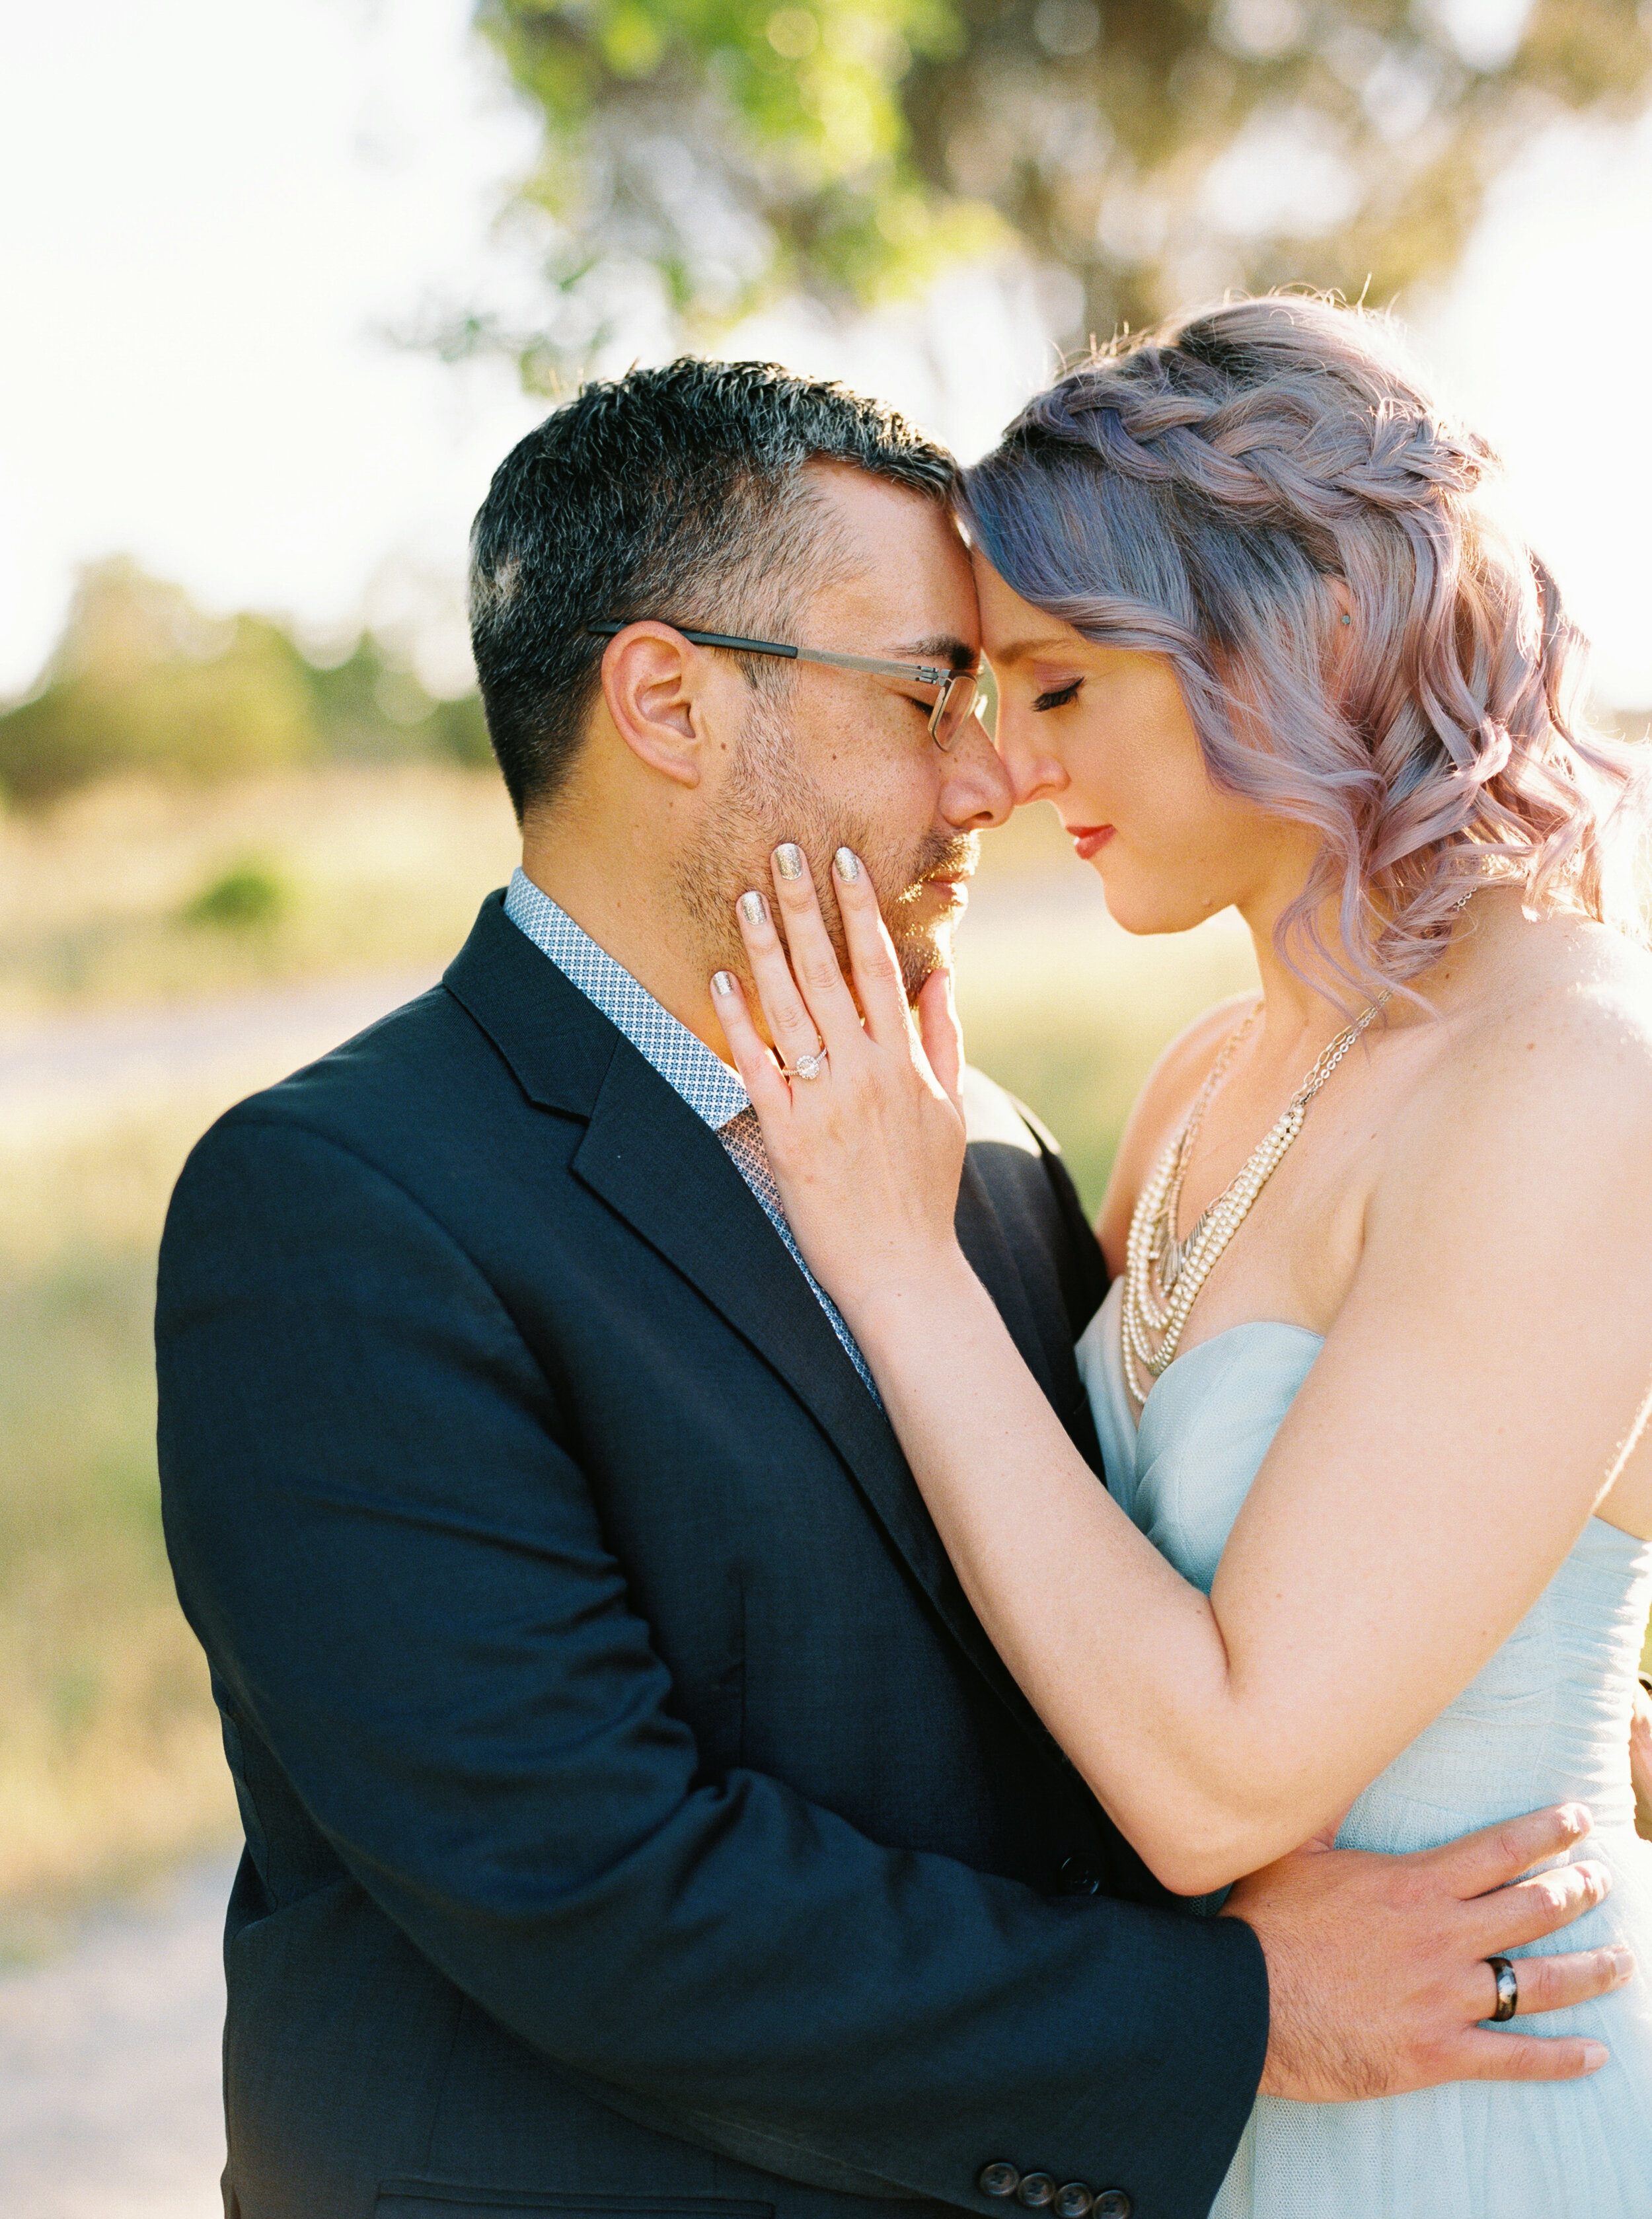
[{"xmin": 468, "ymin": 358, "xmax": 956, "ymax": 817}]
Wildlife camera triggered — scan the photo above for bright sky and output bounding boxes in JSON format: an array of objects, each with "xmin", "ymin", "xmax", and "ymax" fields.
[{"xmin": 2, "ymin": 0, "xmax": 1649, "ymax": 704}]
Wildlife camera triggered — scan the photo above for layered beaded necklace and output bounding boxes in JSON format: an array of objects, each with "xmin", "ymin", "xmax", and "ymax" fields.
[{"xmin": 1120, "ymin": 994, "xmax": 1389, "ymax": 1411}]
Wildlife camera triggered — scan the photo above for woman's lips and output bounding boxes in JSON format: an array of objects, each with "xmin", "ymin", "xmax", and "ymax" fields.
[{"xmin": 1068, "ymin": 825, "xmax": 1114, "ymax": 861}]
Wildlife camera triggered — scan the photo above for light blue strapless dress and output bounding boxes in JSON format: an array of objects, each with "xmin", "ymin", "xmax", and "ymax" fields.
[{"xmin": 1078, "ymin": 1278, "xmax": 1652, "ymax": 2215}]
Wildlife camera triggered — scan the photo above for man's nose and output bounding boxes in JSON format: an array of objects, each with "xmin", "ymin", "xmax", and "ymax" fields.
[{"xmin": 939, "ymin": 709, "xmax": 1014, "ymax": 829}]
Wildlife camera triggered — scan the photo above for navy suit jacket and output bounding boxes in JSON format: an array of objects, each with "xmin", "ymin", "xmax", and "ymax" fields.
[{"xmin": 157, "ymin": 892, "xmax": 1267, "ymax": 2219}]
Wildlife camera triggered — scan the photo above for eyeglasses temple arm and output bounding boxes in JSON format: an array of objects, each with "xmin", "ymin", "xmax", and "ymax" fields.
[
  {"xmin": 586, "ymin": 622, "xmax": 799, "ymax": 660},
  {"xmin": 789, "ymin": 645, "xmax": 955, "ymax": 688},
  {"xmin": 586, "ymin": 623, "xmax": 954, "ymax": 689}
]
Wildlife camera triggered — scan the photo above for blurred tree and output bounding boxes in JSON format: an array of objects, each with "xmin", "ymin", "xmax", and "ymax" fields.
[
  {"xmin": 0, "ymin": 560, "xmax": 494, "ymax": 805},
  {"xmin": 303, "ymin": 635, "xmax": 494, "ymax": 768},
  {"xmin": 457, "ymin": 0, "xmax": 1652, "ymax": 377},
  {"xmin": 0, "ymin": 560, "xmax": 322, "ymax": 802}
]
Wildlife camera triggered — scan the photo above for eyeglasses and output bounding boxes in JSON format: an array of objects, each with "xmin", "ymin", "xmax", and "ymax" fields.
[{"xmin": 586, "ymin": 622, "xmax": 984, "ymax": 751}]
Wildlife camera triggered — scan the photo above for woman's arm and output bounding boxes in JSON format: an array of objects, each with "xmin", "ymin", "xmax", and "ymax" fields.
[{"xmin": 714, "ymin": 847, "xmax": 1652, "ymax": 1895}]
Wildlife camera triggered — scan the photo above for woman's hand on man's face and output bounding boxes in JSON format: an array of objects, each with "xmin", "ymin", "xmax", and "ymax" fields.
[{"xmin": 710, "ymin": 841, "xmax": 969, "ymax": 1330}]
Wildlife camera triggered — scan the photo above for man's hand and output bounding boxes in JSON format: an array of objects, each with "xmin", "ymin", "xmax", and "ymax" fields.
[
  {"xmin": 1222, "ymin": 1803, "xmax": 1632, "ymax": 2102},
  {"xmin": 1632, "ymin": 1680, "xmax": 1652, "ymax": 1842}
]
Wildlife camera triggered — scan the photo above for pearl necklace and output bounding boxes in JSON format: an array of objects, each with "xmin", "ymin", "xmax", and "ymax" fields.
[{"xmin": 1120, "ymin": 995, "xmax": 1388, "ymax": 1411}]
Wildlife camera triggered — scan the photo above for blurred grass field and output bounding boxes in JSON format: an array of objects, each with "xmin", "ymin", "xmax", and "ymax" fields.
[
  {"xmin": 0, "ymin": 1115, "xmax": 241, "ymax": 1945},
  {"xmin": 0, "ymin": 763, "xmax": 517, "ymax": 1018},
  {"xmin": 0, "ymin": 765, "xmax": 1266, "ymax": 1938}
]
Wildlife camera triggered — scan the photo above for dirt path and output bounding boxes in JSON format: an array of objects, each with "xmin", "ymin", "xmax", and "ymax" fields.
[
  {"xmin": 0, "ymin": 971, "xmax": 441, "ymax": 1148},
  {"xmin": 0, "ymin": 1858, "xmax": 236, "ymax": 2219},
  {"xmin": 0, "ymin": 872, "xmax": 1126, "ymax": 1149}
]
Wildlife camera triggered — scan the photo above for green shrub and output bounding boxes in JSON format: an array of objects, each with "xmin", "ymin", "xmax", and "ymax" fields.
[{"xmin": 181, "ymin": 858, "xmax": 288, "ymax": 931}]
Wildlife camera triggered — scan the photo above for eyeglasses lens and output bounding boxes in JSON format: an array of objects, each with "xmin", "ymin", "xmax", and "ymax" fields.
[{"xmin": 931, "ymin": 674, "xmax": 983, "ymax": 751}]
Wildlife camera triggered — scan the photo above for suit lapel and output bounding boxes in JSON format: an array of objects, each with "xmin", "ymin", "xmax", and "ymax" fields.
[
  {"xmin": 445, "ymin": 894, "xmax": 1049, "ymax": 1740},
  {"xmin": 572, "ymin": 1047, "xmax": 1042, "ymax": 1737}
]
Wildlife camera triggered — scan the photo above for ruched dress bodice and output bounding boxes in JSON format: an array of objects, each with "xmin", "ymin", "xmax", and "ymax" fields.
[{"xmin": 1078, "ymin": 1278, "xmax": 1652, "ymax": 2216}]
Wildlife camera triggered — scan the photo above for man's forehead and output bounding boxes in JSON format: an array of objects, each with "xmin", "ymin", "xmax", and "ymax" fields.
[
  {"xmin": 802, "ymin": 466, "xmax": 980, "ymax": 654},
  {"xmin": 813, "ymin": 565, "xmax": 981, "ymax": 665}
]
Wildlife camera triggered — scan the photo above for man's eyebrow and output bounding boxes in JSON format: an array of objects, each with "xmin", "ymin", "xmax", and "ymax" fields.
[{"xmin": 893, "ymin": 634, "xmax": 977, "ymax": 671}]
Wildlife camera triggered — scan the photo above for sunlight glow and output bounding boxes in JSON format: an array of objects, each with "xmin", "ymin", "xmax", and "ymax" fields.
[{"xmin": 1, "ymin": 0, "xmax": 1647, "ymax": 710}]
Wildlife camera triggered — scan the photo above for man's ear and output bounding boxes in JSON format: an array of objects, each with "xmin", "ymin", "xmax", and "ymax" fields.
[{"xmin": 599, "ymin": 622, "xmax": 724, "ymax": 789}]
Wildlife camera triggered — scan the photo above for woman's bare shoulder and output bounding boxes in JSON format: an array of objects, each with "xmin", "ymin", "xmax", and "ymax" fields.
[
  {"xmin": 1094, "ymin": 989, "xmax": 1258, "ymax": 1265},
  {"xmin": 1390, "ymin": 914, "xmax": 1652, "ymax": 1197},
  {"xmin": 1458, "ymin": 913, "xmax": 1652, "ymax": 1082},
  {"xmin": 1349, "ymin": 914, "xmax": 1652, "ymax": 1524}
]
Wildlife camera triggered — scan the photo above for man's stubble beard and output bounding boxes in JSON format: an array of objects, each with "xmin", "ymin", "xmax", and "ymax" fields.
[{"xmin": 677, "ymin": 695, "xmax": 978, "ymax": 1006}]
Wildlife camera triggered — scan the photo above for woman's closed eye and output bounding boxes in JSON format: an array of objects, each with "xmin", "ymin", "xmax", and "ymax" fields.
[{"xmin": 1033, "ymin": 678, "xmax": 1083, "ymax": 712}]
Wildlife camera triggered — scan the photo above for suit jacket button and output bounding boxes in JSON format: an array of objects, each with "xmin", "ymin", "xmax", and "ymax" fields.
[
  {"xmin": 1094, "ymin": 2195, "xmax": 1131, "ymax": 2218},
  {"xmin": 1018, "ymin": 2175, "xmax": 1057, "ymax": 2207},
  {"xmin": 1058, "ymin": 1856, "xmax": 1104, "ymax": 1896},
  {"xmin": 1053, "ymin": 2187, "xmax": 1092, "ymax": 2218},
  {"xmin": 978, "ymin": 2165, "xmax": 1021, "ymax": 2199}
]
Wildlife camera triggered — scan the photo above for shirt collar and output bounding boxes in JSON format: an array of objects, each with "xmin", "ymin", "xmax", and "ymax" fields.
[{"xmin": 504, "ymin": 868, "xmax": 750, "ymax": 1133}]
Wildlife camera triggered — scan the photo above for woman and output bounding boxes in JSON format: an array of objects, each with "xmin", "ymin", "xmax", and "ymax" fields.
[{"xmin": 708, "ymin": 295, "xmax": 1652, "ymax": 2213}]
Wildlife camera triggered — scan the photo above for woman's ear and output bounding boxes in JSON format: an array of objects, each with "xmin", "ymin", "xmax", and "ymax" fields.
[{"xmin": 599, "ymin": 622, "xmax": 719, "ymax": 788}]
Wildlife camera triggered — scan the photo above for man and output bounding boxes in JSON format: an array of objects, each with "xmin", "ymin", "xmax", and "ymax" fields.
[{"xmin": 158, "ymin": 361, "xmax": 1621, "ymax": 2219}]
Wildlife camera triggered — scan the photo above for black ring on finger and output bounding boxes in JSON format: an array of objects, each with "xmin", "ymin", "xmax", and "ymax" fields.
[{"xmin": 1485, "ymin": 1955, "xmax": 1519, "ymax": 2022}]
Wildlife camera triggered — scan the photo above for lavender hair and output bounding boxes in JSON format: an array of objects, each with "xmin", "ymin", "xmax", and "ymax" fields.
[{"xmin": 959, "ymin": 293, "xmax": 1647, "ymax": 1002}]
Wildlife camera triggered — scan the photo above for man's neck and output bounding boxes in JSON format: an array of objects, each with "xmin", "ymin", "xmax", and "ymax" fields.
[{"xmin": 519, "ymin": 812, "xmax": 730, "ymax": 1057}]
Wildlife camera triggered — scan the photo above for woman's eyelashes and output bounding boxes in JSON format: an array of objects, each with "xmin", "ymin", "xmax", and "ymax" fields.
[{"xmin": 1032, "ymin": 678, "xmax": 1083, "ymax": 712}]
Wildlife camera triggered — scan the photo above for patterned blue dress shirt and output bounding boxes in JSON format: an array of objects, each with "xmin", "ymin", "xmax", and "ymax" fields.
[{"xmin": 504, "ymin": 868, "xmax": 878, "ymax": 1399}]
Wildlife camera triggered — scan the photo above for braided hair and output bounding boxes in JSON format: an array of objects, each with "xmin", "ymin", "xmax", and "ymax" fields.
[{"xmin": 960, "ymin": 293, "xmax": 1646, "ymax": 1000}]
